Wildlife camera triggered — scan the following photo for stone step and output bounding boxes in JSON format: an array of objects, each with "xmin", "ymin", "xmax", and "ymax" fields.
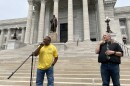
[
  {"xmin": 1, "ymin": 74, "xmax": 130, "ymax": 80},
  {"xmin": 1, "ymin": 70, "xmax": 130, "ymax": 75},
  {"xmin": 0, "ymin": 80, "xmax": 130, "ymax": 86}
]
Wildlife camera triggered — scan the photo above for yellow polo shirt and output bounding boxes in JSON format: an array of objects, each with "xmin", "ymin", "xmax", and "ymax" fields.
[{"xmin": 38, "ymin": 44, "xmax": 58, "ymax": 70}]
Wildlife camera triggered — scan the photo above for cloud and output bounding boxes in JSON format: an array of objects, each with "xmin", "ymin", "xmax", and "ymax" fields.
[
  {"xmin": 115, "ymin": 0, "xmax": 130, "ymax": 7},
  {"xmin": 0, "ymin": 0, "xmax": 130, "ymax": 20},
  {"xmin": 0, "ymin": 0, "xmax": 28, "ymax": 20}
]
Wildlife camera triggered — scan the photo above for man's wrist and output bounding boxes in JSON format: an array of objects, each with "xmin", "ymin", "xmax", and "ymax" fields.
[
  {"xmin": 113, "ymin": 51, "xmax": 116, "ymax": 55},
  {"xmin": 98, "ymin": 43, "xmax": 101, "ymax": 46},
  {"xmin": 52, "ymin": 63, "xmax": 54, "ymax": 66}
]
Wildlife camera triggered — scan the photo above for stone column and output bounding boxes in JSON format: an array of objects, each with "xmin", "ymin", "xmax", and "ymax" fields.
[
  {"xmin": 83, "ymin": 0, "xmax": 90, "ymax": 41},
  {"xmin": 38, "ymin": 0, "xmax": 46, "ymax": 43},
  {"xmin": 53, "ymin": 0, "xmax": 59, "ymax": 41},
  {"xmin": 30, "ymin": 11, "xmax": 35, "ymax": 44},
  {"xmin": 6, "ymin": 29, "xmax": 11, "ymax": 44},
  {"xmin": 0, "ymin": 29, "xmax": 4, "ymax": 47},
  {"xmin": 24, "ymin": 1, "xmax": 33, "ymax": 44},
  {"xmin": 30, "ymin": 4, "xmax": 40, "ymax": 44},
  {"xmin": 113, "ymin": 18, "xmax": 122, "ymax": 43},
  {"xmin": 21, "ymin": 27, "xmax": 25, "ymax": 42},
  {"xmin": 53, "ymin": 0, "xmax": 59, "ymax": 19},
  {"xmin": 98, "ymin": 0, "xmax": 106, "ymax": 38},
  {"xmin": 127, "ymin": 17, "xmax": 130, "ymax": 43},
  {"xmin": 31, "ymin": 5, "xmax": 39, "ymax": 44},
  {"xmin": 68, "ymin": 0, "xmax": 74, "ymax": 42}
]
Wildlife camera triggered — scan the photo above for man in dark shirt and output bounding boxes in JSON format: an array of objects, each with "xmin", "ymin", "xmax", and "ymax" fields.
[{"xmin": 95, "ymin": 32, "xmax": 123, "ymax": 86}]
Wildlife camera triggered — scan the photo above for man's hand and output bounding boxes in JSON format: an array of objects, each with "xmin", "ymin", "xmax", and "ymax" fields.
[
  {"xmin": 30, "ymin": 52, "xmax": 35, "ymax": 56},
  {"xmin": 99, "ymin": 40, "xmax": 105, "ymax": 45},
  {"xmin": 39, "ymin": 42, "xmax": 44, "ymax": 46},
  {"xmin": 105, "ymin": 50, "xmax": 115, "ymax": 55}
]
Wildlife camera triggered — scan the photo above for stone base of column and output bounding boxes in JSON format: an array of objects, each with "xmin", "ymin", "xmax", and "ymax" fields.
[
  {"xmin": 67, "ymin": 40, "xmax": 74, "ymax": 43},
  {"xmin": 49, "ymin": 32, "xmax": 58, "ymax": 43},
  {"xmin": 83, "ymin": 39, "xmax": 91, "ymax": 43}
]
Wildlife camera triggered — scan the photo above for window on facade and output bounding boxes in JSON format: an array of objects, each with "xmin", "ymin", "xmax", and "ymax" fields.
[
  {"xmin": 17, "ymin": 28, "xmax": 22, "ymax": 34},
  {"xmin": 119, "ymin": 18, "xmax": 127, "ymax": 36},
  {"xmin": 119, "ymin": 18, "xmax": 126, "ymax": 26},
  {"xmin": 121, "ymin": 28, "xmax": 126, "ymax": 34},
  {"xmin": 4, "ymin": 29, "xmax": 8, "ymax": 35},
  {"xmin": 4, "ymin": 37, "xmax": 7, "ymax": 43}
]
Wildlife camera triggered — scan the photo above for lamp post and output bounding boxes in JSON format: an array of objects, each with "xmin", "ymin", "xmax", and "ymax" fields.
[{"xmin": 105, "ymin": 17, "xmax": 112, "ymax": 33}]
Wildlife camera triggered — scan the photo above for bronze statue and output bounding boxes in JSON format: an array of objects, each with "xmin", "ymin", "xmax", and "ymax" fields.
[
  {"xmin": 50, "ymin": 15, "xmax": 57, "ymax": 32},
  {"xmin": 106, "ymin": 25, "xmax": 112, "ymax": 33},
  {"xmin": 12, "ymin": 28, "xmax": 18, "ymax": 40}
]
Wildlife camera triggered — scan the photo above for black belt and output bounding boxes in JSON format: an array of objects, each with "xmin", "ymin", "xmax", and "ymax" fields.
[{"xmin": 102, "ymin": 62, "xmax": 117, "ymax": 64}]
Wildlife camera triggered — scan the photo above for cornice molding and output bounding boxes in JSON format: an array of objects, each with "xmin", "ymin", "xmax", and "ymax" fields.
[
  {"xmin": 104, "ymin": 0, "xmax": 116, "ymax": 6},
  {"xmin": 0, "ymin": 18, "xmax": 27, "ymax": 26},
  {"xmin": 53, "ymin": 0, "xmax": 59, "ymax": 2},
  {"xmin": 28, "ymin": 0, "xmax": 34, "ymax": 5},
  {"xmin": 114, "ymin": 7, "xmax": 130, "ymax": 14}
]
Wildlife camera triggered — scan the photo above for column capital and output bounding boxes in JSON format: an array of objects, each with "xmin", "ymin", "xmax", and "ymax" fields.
[
  {"xmin": 41, "ymin": 0, "xmax": 46, "ymax": 3},
  {"xmin": 53, "ymin": 0, "xmax": 59, "ymax": 2},
  {"xmin": 28, "ymin": 0, "xmax": 34, "ymax": 5},
  {"xmin": 34, "ymin": 4, "xmax": 40, "ymax": 11}
]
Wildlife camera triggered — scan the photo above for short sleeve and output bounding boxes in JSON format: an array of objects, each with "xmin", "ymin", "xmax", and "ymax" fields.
[
  {"xmin": 116, "ymin": 43, "xmax": 124, "ymax": 56},
  {"xmin": 53, "ymin": 46, "xmax": 58, "ymax": 58}
]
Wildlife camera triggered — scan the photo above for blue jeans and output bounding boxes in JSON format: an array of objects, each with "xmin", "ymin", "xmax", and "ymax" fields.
[
  {"xmin": 36, "ymin": 66, "xmax": 54, "ymax": 86},
  {"xmin": 101, "ymin": 63, "xmax": 120, "ymax": 86}
]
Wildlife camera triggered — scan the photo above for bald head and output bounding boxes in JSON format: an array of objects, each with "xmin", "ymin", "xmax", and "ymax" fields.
[
  {"xmin": 103, "ymin": 32, "xmax": 111, "ymax": 42},
  {"xmin": 43, "ymin": 36, "xmax": 51, "ymax": 45}
]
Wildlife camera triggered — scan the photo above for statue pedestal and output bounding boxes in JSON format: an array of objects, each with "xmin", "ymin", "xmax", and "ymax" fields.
[
  {"xmin": 7, "ymin": 40, "xmax": 26, "ymax": 49},
  {"xmin": 49, "ymin": 32, "xmax": 58, "ymax": 43},
  {"xmin": 110, "ymin": 33, "xmax": 122, "ymax": 43},
  {"xmin": 7, "ymin": 40, "xmax": 17, "ymax": 49}
]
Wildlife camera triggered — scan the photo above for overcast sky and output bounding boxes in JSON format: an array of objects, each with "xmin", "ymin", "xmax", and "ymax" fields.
[{"xmin": 0, "ymin": 0, "xmax": 130, "ymax": 20}]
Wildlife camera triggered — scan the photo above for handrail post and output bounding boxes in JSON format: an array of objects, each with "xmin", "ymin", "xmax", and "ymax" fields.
[{"xmin": 77, "ymin": 38, "xmax": 79, "ymax": 46}]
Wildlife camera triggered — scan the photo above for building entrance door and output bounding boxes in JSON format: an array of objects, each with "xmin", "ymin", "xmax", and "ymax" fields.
[{"xmin": 60, "ymin": 23, "xmax": 68, "ymax": 42}]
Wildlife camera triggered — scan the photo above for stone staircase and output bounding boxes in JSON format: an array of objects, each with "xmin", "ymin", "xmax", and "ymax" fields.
[
  {"xmin": 0, "ymin": 57, "xmax": 130, "ymax": 86},
  {"xmin": 59, "ymin": 41, "xmax": 98, "ymax": 57},
  {"xmin": 0, "ymin": 42, "xmax": 130, "ymax": 86}
]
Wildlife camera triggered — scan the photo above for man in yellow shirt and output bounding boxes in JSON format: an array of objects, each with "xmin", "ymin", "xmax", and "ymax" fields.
[{"xmin": 32, "ymin": 36, "xmax": 58, "ymax": 86}]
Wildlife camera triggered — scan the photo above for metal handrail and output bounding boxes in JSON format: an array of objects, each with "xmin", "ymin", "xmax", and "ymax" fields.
[
  {"xmin": 114, "ymin": 40, "xmax": 130, "ymax": 56},
  {"xmin": 77, "ymin": 38, "xmax": 79, "ymax": 46}
]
